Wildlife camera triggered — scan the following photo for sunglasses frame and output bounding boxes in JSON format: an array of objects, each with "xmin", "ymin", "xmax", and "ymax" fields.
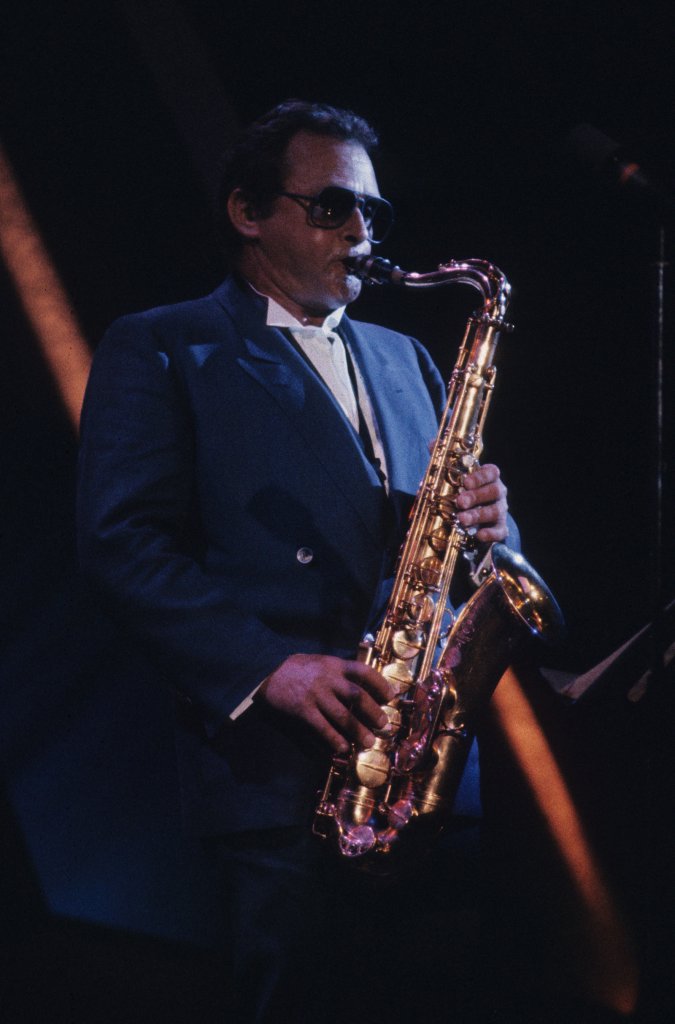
[{"xmin": 276, "ymin": 186, "xmax": 394, "ymax": 244}]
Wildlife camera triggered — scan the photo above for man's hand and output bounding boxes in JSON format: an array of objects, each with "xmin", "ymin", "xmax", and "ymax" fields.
[
  {"xmin": 455, "ymin": 463, "xmax": 508, "ymax": 543},
  {"xmin": 258, "ymin": 653, "xmax": 395, "ymax": 753}
]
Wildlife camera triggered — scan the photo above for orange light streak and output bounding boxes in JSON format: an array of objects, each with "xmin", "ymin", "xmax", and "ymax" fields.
[
  {"xmin": 492, "ymin": 668, "xmax": 639, "ymax": 1015},
  {"xmin": 0, "ymin": 144, "xmax": 91, "ymax": 431}
]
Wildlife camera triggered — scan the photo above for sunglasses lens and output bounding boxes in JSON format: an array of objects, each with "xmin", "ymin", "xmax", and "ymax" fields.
[
  {"xmin": 311, "ymin": 187, "xmax": 355, "ymax": 226},
  {"xmin": 310, "ymin": 187, "xmax": 393, "ymax": 243},
  {"xmin": 363, "ymin": 198, "xmax": 393, "ymax": 243}
]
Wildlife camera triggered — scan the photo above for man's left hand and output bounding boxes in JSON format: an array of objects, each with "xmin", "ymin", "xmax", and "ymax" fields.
[{"xmin": 455, "ymin": 463, "xmax": 508, "ymax": 543}]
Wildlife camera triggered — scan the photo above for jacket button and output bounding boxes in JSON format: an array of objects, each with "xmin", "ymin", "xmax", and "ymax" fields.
[{"xmin": 296, "ymin": 547, "xmax": 314, "ymax": 564}]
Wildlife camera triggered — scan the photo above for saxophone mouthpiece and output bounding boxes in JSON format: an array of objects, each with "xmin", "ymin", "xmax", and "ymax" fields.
[{"xmin": 346, "ymin": 255, "xmax": 406, "ymax": 285}]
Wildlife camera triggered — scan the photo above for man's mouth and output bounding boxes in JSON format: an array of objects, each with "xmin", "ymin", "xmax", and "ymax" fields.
[{"xmin": 342, "ymin": 257, "xmax": 361, "ymax": 276}]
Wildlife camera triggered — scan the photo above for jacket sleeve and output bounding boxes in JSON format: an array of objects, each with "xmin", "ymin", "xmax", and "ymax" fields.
[{"xmin": 76, "ymin": 313, "xmax": 296, "ymax": 732}]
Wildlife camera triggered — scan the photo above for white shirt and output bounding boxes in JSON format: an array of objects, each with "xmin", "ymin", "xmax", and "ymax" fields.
[{"xmin": 263, "ymin": 293, "xmax": 389, "ymax": 488}]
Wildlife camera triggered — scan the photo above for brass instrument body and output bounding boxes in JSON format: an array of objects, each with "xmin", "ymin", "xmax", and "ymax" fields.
[{"xmin": 313, "ymin": 258, "xmax": 563, "ymax": 869}]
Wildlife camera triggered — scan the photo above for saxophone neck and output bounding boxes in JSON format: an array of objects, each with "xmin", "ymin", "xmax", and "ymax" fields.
[{"xmin": 348, "ymin": 256, "xmax": 512, "ymax": 325}]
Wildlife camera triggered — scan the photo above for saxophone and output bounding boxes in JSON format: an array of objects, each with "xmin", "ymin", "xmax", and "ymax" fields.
[{"xmin": 313, "ymin": 256, "xmax": 564, "ymax": 869}]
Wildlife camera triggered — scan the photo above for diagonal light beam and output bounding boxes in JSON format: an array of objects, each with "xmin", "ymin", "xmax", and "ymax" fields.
[
  {"xmin": 492, "ymin": 668, "xmax": 639, "ymax": 1015},
  {"xmin": 0, "ymin": 144, "xmax": 91, "ymax": 432}
]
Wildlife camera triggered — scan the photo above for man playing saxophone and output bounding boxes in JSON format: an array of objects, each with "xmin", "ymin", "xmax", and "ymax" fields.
[{"xmin": 77, "ymin": 100, "xmax": 514, "ymax": 1022}]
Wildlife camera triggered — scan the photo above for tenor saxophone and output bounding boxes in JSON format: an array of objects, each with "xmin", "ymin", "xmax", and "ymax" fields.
[{"xmin": 313, "ymin": 256, "xmax": 563, "ymax": 869}]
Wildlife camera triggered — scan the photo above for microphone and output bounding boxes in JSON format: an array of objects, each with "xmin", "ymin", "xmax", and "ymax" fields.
[{"xmin": 565, "ymin": 123, "xmax": 675, "ymax": 218}]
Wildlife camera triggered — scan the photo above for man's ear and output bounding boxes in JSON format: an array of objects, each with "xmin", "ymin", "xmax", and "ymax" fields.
[{"xmin": 226, "ymin": 188, "xmax": 261, "ymax": 240}]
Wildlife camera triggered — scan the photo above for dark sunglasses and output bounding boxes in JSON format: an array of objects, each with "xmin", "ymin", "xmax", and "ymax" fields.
[{"xmin": 276, "ymin": 186, "xmax": 394, "ymax": 244}]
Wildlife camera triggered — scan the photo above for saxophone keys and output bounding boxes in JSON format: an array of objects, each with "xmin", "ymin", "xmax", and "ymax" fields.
[
  {"xmin": 355, "ymin": 744, "xmax": 391, "ymax": 788},
  {"xmin": 374, "ymin": 704, "xmax": 401, "ymax": 737},
  {"xmin": 407, "ymin": 591, "xmax": 435, "ymax": 623},
  {"xmin": 426, "ymin": 526, "xmax": 449, "ymax": 554},
  {"xmin": 392, "ymin": 628, "xmax": 425, "ymax": 660},
  {"xmin": 338, "ymin": 825, "xmax": 377, "ymax": 858},
  {"xmin": 415, "ymin": 555, "xmax": 443, "ymax": 588},
  {"xmin": 387, "ymin": 797, "xmax": 415, "ymax": 830},
  {"xmin": 381, "ymin": 661, "xmax": 413, "ymax": 693}
]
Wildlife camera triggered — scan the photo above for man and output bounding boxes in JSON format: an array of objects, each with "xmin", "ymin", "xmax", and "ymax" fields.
[{"xmin": 77, "ymin": 100, "xmax": 512, "ymax": 1021}]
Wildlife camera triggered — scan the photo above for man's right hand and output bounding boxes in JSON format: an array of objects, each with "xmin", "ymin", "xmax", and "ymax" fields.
[{"xmin": 258, "ymin": 653, "xmax": 395, "ymax": 753}]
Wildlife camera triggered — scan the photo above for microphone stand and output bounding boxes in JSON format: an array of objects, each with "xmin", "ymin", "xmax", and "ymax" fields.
[
  {"xmin": 650, "ymin": 225, "xmax": 668, "ymax": 694},
  {"xmin": 645, "ymin": 222, "xmax": 673, "ymax": 1024},
  {"xmin": 567, "ymin": 126, "xmax": 674, "ymax": 1013},
  {"xmin": 566, "ymin": 126, "xmax": 673, "ymax": 692}
]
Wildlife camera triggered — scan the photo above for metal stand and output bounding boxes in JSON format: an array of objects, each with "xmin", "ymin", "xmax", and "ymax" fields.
[{"xmin": 650, "ymin": 225, "xmax": 669, "ymax": 693}]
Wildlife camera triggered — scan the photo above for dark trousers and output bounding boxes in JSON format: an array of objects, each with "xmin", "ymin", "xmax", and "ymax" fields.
[{"xmin": 203, "ymin": 822, "xmax": 484, "ymax": 1024}]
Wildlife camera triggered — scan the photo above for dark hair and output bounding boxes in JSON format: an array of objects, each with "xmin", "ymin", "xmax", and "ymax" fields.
[{"xmin": 216, "ymin": 100, "xmax": 379, "ymax": 261}]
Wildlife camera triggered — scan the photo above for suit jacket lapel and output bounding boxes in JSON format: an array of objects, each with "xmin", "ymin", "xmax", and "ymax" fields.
[
  {"xmin": 340, "ymin": 316, "xmax": 432, "ymax": 502},
  {"xmin": 211, "ymin": 278, "xmax": 387, "ymax": 542}
]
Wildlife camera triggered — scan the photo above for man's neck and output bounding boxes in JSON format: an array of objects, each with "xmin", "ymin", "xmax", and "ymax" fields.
[{"xmin": 236, "ymin": 258, "xmax": 334, "ymax": 327}]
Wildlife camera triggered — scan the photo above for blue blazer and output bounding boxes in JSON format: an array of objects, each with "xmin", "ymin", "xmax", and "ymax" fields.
[{"xmin": 77, "ymin": 275, "xmax": 447, "ymax": 832}]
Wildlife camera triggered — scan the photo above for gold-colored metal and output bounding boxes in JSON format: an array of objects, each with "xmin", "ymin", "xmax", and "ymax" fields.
[{"xmin": 313, "ymin": 257, "xmax": 564, "ymax": 870}]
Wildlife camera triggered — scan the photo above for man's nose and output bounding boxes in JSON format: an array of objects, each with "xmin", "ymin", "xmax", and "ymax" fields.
[{"xmin": 343, "ymin": 204, "xmax": 370, "ymax": 245}]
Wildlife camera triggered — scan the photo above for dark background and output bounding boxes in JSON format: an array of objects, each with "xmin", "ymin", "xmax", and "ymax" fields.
[{"xmin": 1, "ymin": 1, "xmax": 674, "ymax": 1021}]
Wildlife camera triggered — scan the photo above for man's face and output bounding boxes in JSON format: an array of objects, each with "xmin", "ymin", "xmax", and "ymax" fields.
[{"xmin": 240, "ymin": 132, "xmax": 381, "ymax": 322}]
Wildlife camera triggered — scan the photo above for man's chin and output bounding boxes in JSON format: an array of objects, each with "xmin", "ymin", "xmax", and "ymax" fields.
[
  {"xmin": 335, "ymin": 273, "xmax": 362, "ymax": 307},
  {"xmin": 305, "ymin": 281, "xmax": 361, "ymax": 316}
]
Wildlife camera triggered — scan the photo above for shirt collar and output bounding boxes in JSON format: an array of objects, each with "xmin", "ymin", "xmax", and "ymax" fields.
[{"xmin": 246, "ymin": 281, "xmax": 345, "ymax": 335}]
